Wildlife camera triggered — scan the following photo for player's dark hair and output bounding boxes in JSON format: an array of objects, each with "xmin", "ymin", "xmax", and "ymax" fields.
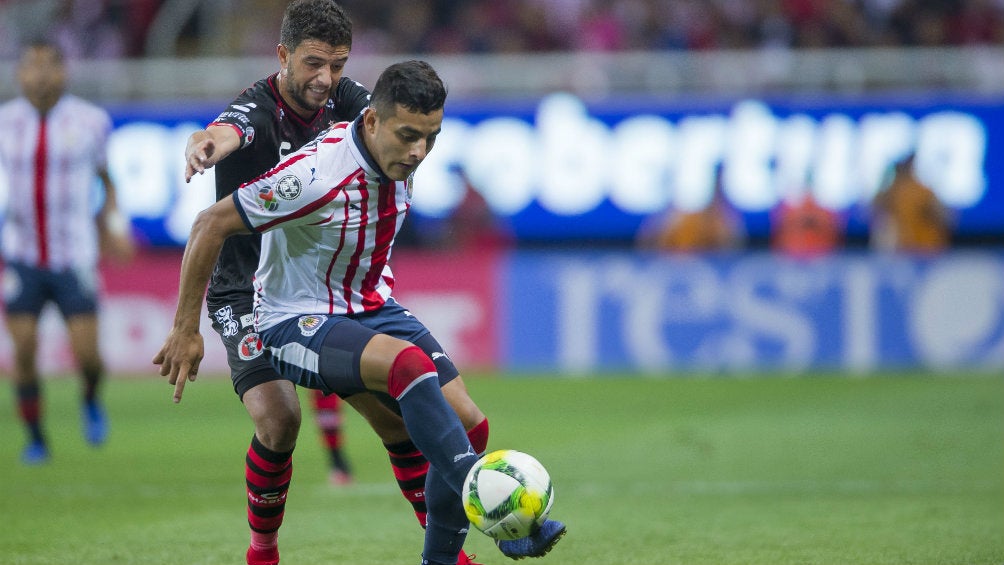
[
  {"xmin": 280, "ymin": 0, "xmax": 352, "ymax": 51},
  {"xmin": 21, "ymin": 37, "xmax": 64, "ymax": 62},
  {"xmin": 370, "ymin": 60, "xmax": 447, "ymax": 119}
]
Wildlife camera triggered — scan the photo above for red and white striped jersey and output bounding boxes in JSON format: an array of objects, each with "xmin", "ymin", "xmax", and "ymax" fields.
[
  {"xmin": 0, "ymin": 94, "xmax": 112, "ymax": 270},
  {"xmin": 234, "ymin": 118, "xmax": 411, "ymax": 330}
]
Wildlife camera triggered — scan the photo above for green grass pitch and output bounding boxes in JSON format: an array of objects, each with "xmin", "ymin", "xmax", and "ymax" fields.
[{"xmin": 2, "ymin": 372, "xmax": 1002, "ymax": 564}]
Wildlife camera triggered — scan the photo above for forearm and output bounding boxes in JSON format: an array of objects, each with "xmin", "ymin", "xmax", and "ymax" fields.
[
  {"xmin": 97, "ymin": 184, "xmax": 129, "ymax": 239},
  {"xmin": 172, "ymin": 209, "xmax": 231, "ymax": 334},
  {"xmin": 187, "ymin": 125, "xmax": 241, "ymax": 168}
]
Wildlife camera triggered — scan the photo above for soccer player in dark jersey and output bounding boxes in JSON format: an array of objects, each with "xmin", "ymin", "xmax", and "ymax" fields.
[
  {"xmin": 158, "ymin": 57, "xmax": 566, "ymax": 565},
  {"xmin": 174, "ymin": 2, "xmax": 507, "ymax": 564}
]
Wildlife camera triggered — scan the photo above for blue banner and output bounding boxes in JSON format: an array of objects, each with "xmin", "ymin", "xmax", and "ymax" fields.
[
  {"xmin": 89, "ymin": 92, "xmax": 1004, "ymax": 246},
  {"xmin": 501, "ymin": 251, "xmax": 1004, "ymax": 373}
]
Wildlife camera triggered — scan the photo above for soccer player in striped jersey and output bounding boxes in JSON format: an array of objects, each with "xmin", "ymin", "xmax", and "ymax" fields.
[
  {"xmin": 156, "ymin": 60, "xmax": 566, "ymax": 565},
  {"xmin": 0, "ymin": 39, "xmax": 135, "ymax": 464},
  {"xmin": 177, "ymin": 2, "xmax": 487, "ymax": 564}
]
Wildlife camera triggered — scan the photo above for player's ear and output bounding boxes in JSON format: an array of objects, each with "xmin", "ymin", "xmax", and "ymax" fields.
[
  {"xmin": 277, "ymin": 43, "xmax": 289, "ymax": 70},
  {"xmin": 363, "ymin": 107, "xmax": 378, "ymax": 134}
]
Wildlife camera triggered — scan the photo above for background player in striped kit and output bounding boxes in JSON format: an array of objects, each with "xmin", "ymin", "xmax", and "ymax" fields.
[
  {"xmin": 0, "ymin": 39, "xmax": 135, "ymax": 465},
  {"xmin": 156, "ymin": 59, "xmax": 565, "ymax": 565}
]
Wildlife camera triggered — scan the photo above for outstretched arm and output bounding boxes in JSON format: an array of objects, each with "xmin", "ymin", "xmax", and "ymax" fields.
[
  {"xmin": 184, "ymin": 124, "xmax": 241, "ymax": 183},
  {"xmin": 152, "ymin": 196, "xmax": 250, "ymax": 402}
]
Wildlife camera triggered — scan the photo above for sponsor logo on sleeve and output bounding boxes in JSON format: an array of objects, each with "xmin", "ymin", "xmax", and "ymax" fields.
[{"xmin": 257, "ymin": 186, "xmax": 279, "ymax": 211}]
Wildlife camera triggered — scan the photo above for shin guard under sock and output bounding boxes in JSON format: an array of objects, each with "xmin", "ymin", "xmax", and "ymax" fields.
[
  {"xmin": 387, "ymin": 347, "xmax": 477, "ymax": 495},
  {"xmin": 386, "ymin": 438, "xmax": 430, "ymax": 527},
  {"xmin": 245, "ymin": 435, "xmax": 293, "ymax": 542}
]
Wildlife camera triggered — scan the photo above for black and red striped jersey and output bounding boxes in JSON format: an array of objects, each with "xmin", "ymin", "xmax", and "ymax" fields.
[{"xmin": 207, "ymin": 73, "xmax": 370, "ymax": 303}]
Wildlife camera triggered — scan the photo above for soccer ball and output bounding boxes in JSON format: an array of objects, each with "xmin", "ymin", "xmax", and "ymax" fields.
[{"xmin": 462, "ymin": 449, "xmax": 554, "ymax": 540}]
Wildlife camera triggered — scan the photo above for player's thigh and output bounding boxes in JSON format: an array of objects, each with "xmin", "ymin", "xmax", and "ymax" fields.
[
  {"xmin": 3, "ymin": 314, "xmax": 39, "ymax": 375},
  {"xmin": 207, "ymin": 298, "xmax": 289, "ymax": 400},
  {"xmin": 358, "ymin": 333, "xmax": 414, "ymax": 392},
  {"xmin": 343, "ymin": 392, "xmax": 410, "ymax": 444},
  {"xmin": 51, "ymin": 267, "xmax": 99, "ymax": 319},
  {"xmin": 3, "ymin": 262, "xmax": 49, "ymax": 311}
]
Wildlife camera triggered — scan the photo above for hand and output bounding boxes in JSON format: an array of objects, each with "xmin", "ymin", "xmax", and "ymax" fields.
[
  {"xmin": 152, "ymin": 328, "xmax": 205, "ymax": 403},
  {"xmin": 185, "ymin": 135, "xmax": 217, "ymax": 183}
]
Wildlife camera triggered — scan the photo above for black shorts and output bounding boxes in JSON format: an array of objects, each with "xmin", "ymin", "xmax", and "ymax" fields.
[{"xmin": 207, "ymin": 296, "xmax": 279, "ymax": 399}]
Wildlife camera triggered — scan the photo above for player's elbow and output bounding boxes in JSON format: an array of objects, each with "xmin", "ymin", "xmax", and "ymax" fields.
[{"xmin": 191, "ymin": 201, "xmax": 248, "ymax": 243}]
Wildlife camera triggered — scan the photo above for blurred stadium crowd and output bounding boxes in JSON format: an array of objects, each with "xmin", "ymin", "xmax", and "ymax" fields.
[{"xmin": 1, "ymin": 0, "xmax": 1002, "ymax": 61}]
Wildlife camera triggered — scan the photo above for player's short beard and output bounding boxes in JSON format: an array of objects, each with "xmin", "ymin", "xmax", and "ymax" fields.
[{"xmin": 283, "ymin": 70, "xmax": 323, "ymax": 115}]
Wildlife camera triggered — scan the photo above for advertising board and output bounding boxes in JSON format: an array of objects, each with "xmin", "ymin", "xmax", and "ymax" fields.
[{"xmin": 4, "ymin": 92, "xmax": 993, "ymax": 247}]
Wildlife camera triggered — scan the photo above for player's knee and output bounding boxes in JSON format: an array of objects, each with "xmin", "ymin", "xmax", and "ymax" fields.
[
  {"xmin": 387, "ymin": 345, "xmax": 437, "ymax": 399},
  {"xmin": 255, "ymin": 411, "xmax": 300, "ymax": 451},
  {"xmin": 251, "ymin": 399, "xmax": 301, "ymax": 451}
]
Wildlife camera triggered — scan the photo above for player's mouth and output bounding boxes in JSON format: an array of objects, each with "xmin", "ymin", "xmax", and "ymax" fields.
[{"xmin": 305, "ymin": 84, "xmax": 329, "ymax": 100}]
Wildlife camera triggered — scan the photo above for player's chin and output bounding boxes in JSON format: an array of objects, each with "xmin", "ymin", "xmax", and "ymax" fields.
[{"xmin": 385, "ymin": 163, "xmax": 417, "ymax": 181}]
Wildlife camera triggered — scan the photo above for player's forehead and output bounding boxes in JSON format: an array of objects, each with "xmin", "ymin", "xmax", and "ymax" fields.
[
  {"xmin": 385, "ymin": 105, "xmax": 443, "ymax": 135},
  {"xmin": 290, "ymin": 39, "xmax": 350, "ymax": 63},
  {"xmin": 21, "ymin": 46, "xmax": 62, "ymax": 66}
]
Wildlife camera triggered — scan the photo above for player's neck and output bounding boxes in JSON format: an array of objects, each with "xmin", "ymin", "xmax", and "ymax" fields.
[{"xmin": 28, "ymin": 94, "xmax": 60, "ymax": 115}]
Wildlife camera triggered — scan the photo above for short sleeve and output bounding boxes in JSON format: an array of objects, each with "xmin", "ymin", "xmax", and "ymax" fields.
[
  {"xmin": 211, "ymin": 94, "xmax": 266, "ymax": 150},
  {"xmin": 234, "ymin": 147, "xmax": 341, "ymax": 233}
]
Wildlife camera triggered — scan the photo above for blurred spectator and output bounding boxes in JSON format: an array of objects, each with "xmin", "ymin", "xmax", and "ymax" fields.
[
  {"xmin": 5, "ymin": 0, "xmax": 1004, "ymax": 58},
  {"xmin": 869, "ymin": 154, "xmax": 952, "ymax": 253},
  {"xmin": 51, "ymin": 0, "xmax": 126, "ymax": 59},
  {"xmin": 403, "ymin": 169, "xmax": 514, "ymax": 252},
  {"xmin": 637, "ymin": 167, "xmax": 745, "ymax": 252},
  {"xmin": 771, "ymin": 192, "xmax": 844, "ymax": 258}
]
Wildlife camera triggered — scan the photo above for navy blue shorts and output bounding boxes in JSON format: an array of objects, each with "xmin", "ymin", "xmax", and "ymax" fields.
[
  {"xmin": 260, "ymin": 298, "xmax": 460, "ymax": 397},
  {"xmin": 2, "ymin": 262, "xmax": 98, "ymax": 317}
]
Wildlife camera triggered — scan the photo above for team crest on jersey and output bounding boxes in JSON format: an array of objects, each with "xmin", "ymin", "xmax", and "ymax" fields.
[
  {"xmin": 238, "ymin": 333, "xmax": 265, "ymax": 360},
  {"xmin": 276, "ymin": 175, "xmax": 302, "ymax": 200},
  {"xmin": 245, "ymin": 126, "xmax": 255, "ymax": 146},
  {"xmin": 298, "ymin": 315, "xmax": 327, "ymax": 336},
  {"xmin": 214, "ymin": 305, "xmax": 240, "ymax": 337},
  {"xmin": 405, "ymin": 175, "xmax": 414, "ymax": 203},
  {"xmin": 257, "ymin": 186, "xmax": 279, "ymax": 211}
]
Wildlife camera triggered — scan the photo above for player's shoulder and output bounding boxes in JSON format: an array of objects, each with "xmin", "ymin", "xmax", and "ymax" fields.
[
  {"xmin": 234, "ymin": 75, "xmax": 280, "ymax": 110},
  {"xmin": 317, "ymin": 121, "xmax": 354, "ymax": 153},
  {"xmin": 55, "ymin": 95, "xmax": 112, "ymax": 126},
  {"xmin": 0, "ymin": 97, "xmax": 25, "ymax": 118},
  {"xmin": 54, "ymin": 94, "xmax": 107, "ymax": 117},
  {"xmin": 214, "ymin": 75, "xmax": 280, "ymax": 135},
  {"xmin": 331, "ymin": 76, "xmax": 371, "ymax": 120},
  {"xmin": 60, "ymin": 94, "xmax": 105, "ymax": 112}
]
